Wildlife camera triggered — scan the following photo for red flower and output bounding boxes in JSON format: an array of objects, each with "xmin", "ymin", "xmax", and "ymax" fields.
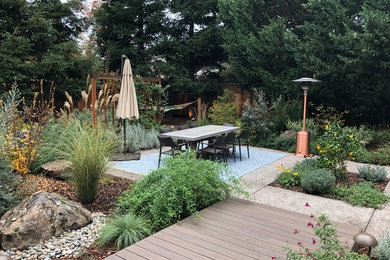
[
  {"xmin": 271, "ymin": 257, "xmax": 276, "ymax": 260},
  {"xmin": 339, "ymin": 252, "xmax": 344, "ymax": 257},
  {"xmin": 307, "ymin": 222, "xmax": 314, "ymax": 228},
  {"xmin": 305, "ymin": 202, "xmax": 310, "ymax": 207},
  {"xmin": 298, "ymin": 242, "xmax": 302, "ymax": 246},
  {"xmin": 312, "ymin": 239, "xmax": 317, "ymax": 244},
  {"xmin": 306, "ymin": 253, "xmax": 312, "ymax": 256},
  {"xmin": 293, "ymin": 229, "xmax": 298, "ymax": 234}
]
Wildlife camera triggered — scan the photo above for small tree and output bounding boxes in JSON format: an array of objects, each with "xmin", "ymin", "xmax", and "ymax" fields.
[
  {"xmin": 208, "ymin": 89, "xmax": 238, "ymax": 125},
  {"xmin": 241, "ymin": 89, "xmax": 273, "ymax": 138},
  {"xmin": 316, "ymin": 122, "xmax": 362, "ymax": 177}
]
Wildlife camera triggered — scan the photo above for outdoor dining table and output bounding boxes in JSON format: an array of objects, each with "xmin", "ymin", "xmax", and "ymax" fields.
[{"xmin": 160, "ymin": 124, "xmax": 240, "ymax": 150}]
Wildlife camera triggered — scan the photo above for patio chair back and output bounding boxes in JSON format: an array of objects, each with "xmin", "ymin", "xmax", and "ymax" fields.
[
  {"xmin": 160, "ymin": 128, "xmax": 172, "ymax": 134},
  {"xmin": 189, "ymin": 123, "xmax": 198, "ymax": 128},
  {"xmin": 178, "ymin": 125, "xmax": 189, "ymax": 130},
  {"xmin": 158, "ymin": 135, "xmax": 177, "ymax": 148},
  {"xmin": 210, "ymin": 135, "xmax": 226, "ymax": 148},
  {"xmin": 224, "ymin": 131, "xmax": 236, "ymax": 144},
  {"xmin": 237, "ymin": 129, "xmax": 249, "ymax": 139}
]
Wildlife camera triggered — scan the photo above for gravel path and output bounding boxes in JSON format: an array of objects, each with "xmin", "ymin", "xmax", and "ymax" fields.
[{"xmin": 0, "ymin": 213, "xmax": 106, "ymax": 259}]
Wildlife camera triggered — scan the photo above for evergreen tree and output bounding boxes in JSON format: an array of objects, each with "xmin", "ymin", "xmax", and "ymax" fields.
[
  {"xmin": 94, "ymin": 0, "xmax": 168, "ymax": 74},
  {"xmin": 151, "ymin": 0, "xmax": 226, "ymax": 100},
  {"xmin": 0, "ymin": 0, "xmax": 95, "ymax": 98},
  {"xmin": 218, "ymin": 0, "xmax": 304, "ymax": 99}
]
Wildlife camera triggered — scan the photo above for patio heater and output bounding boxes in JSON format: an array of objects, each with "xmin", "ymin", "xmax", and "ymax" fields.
[{"xmin": 292, "ymin": 77, "xmax": 321, "ymax": 157}]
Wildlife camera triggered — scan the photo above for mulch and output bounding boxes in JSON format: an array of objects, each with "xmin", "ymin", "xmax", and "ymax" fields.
[
  {"xmin": 270, "ymin": 172, "xmax": 389, "ymax": 200},
  {"xmin": 20, "ymin": 174, "xmax": 133, "ymax": 216}
]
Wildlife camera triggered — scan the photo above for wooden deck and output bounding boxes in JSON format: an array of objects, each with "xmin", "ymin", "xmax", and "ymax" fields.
[{"xmin": 105, "ymin": 198, "xmax": 359, "ymax": 260}]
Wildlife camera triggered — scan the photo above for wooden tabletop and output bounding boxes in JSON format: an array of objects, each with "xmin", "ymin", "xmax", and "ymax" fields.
[{"xmin": 160, "ymin": 125, "xmax": 239, "ymax": 142}]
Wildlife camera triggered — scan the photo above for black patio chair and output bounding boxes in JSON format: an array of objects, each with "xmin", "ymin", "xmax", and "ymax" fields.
[
  {"xmin": 234, "ymin": 130, "xmax": 250, "ymax": 161},
  {"xmin": 223, "ymin": 132, "xmax": 237, "ymax": 162},
  {"xmin": 157, "ymin": 135, "xmax": 180, "ymax": 168},
  {"xmin": 197, "ymin": 135, "xmax": 227, "ymax": 162},
  {"xmin": 189, "ymin": 123, "xmax": 198, "ymax": 128}
]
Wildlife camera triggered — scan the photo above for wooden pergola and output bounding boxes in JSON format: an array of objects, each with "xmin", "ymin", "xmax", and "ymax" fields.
[{"xmin": 91, "ymin": 74, "xmax": 162, "ymax": 127}]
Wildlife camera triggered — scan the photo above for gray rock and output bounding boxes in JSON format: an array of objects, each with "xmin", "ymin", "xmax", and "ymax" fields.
[
  {"xmin": 0, "ymin": 191, "xmax": 91, "ymax": 250},
  {"xmin": 40, "ymin": 160, "xmax": 72, "ymax": 180},
  {"xmin": 279, "ymin": 130, "xmax": 297, "ymax": 139}
]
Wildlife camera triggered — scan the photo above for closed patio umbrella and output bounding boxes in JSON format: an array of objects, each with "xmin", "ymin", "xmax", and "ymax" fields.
[{"xmin": 117, "ymin": 58, "xmax": 139, "ymax": 151}]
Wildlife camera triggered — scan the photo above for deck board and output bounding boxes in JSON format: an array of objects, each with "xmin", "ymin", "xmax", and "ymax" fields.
[{"xmin": 106, "ymin": 198, "xmax": 359, "ymax": 259}]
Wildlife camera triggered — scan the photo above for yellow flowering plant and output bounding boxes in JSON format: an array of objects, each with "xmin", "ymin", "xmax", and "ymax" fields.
[
  {"xmin": 3, "ymin": 85, "xmax": 54, "ymax": 176},
  {"xmin": 277, "ymin": 164, "xmax": 301, "ymax": 188},
  {"xmin": 316, "ymin": 122, "xmax": 362, "ymax": 177}
]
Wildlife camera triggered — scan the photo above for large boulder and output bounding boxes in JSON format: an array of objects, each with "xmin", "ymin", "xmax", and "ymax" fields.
[
  {"xmin": 0, "ymin": 191, "xmax": 91, "ymax": 250},
  {"xmin": 41, "ymin": 160, "xmax": 72, "ymax": 180}
]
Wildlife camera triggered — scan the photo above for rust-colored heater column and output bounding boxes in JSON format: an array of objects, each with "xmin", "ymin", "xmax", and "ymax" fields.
[
  {"xmin": 296, "ymin": 87, "xmax": 310, "ymax": 157},
  {"xmin": 292, "ymin": 77, "xmax": 321, "ymax": 157}
]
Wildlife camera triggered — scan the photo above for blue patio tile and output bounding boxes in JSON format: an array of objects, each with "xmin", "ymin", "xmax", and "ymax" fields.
[{"xmin": 109, "ymin": 148, "xmax": 287, "ymax": 178}]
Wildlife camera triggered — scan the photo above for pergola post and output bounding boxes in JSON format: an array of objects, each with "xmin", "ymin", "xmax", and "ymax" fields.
[
  {"xmin": 91, "ymin": 77, "xmax": 97, "ymax": 128},
  {"xmin": 197, "ymin": 97, "xmax": 202, "ymax": 121}
]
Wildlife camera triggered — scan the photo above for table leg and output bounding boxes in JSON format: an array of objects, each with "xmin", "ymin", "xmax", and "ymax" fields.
[{"xmin": 189, "ymin": 141, "xmax": 198, "ymax": 151}]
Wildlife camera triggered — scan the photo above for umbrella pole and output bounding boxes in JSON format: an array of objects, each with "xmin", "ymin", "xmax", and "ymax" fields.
[{"xmin": 123, "ymin": 119, "xmax": 127, "ymax": 152}]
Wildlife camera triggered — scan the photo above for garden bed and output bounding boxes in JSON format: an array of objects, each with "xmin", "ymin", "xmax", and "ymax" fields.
[
  {"xmin": 270, "ymin": 172, "xmax": 389, "ymax": 204},
  {"xmin": 1, "ymin": 174, "xmax": 134, "ymax": 259},
  {"xmin": 20, "ymin": 174, "xmax": 133, "ymax": 215}
]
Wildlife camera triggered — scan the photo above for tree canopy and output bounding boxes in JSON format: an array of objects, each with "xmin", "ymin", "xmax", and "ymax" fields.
[
  {"xmin": 94, "ymin": 0, "xmax": 225, "ymax": 100},
  {"xmin": 0, "ymin": 0, "xmax": 96, "ymax": 98},
  {"xmin": 219, "ymin": 0, "xmax": 390, "ymax": 124},
  {"xmin": 1, "ymin": 0, "xmax": 390, "ymax": 124}
]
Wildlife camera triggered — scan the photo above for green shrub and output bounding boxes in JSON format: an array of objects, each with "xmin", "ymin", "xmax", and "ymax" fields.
[
  {"xmin": 116, "ymin": 151, "xmax": 242, "ymax": 232},
  {"xmin": 208, "ymin": 89, "xmax": 238, "ymax": 125},
  {"xmin": 0, "ymin": 156, "xmax": 21, "ymax": 217},
  {"xmin": 120, "ymin": 123, "xmax": 159, "ymax": 153},
  {"xmin": 367, "ymin": 128, "xmax": 390, "ymax": 149},
  {"xmin": 286, "ymin": 118, "xmax": 319, "ymax": 137},
  {"xmin": 316, "ymin": 122, "xmax": 363, "ymax": 176},
  {"xmin": 332, "ymin": 182, "xmax": 389, "ymax": 209},
  {"xmin": 96, "ymin": 213, "xmax": 151, "ymax": 250},
  {"xmin": 377, "ymin": 231, "xmax": 390, "ymax": 260},
  {"xmin": 358, "ymin": 164, "xmax": 387, "ymax": 182},
  {"xmin": 286, "ymin": 214, "xmax": 368, "ymax": 260},
  {"xmin": 267, "ymin": 97, "xmax": 302, "ymax": 133},
  {"xmin": 277, "ymin": 170, "xmax": 300, "ymax": 188},
  {"xmin": 357, "ymin": 148, "xmax": 390, "ymax": 166},
  {"xmin": 241, "ymin": 89, "xmax": 273, "ymax": 138},
  {"xmin": 30, "ymin": 116, "xmax": 73, "ymax": 172},
  {"xmin": 293, "ymin": 158, "xmax": 319, "ymax": 175},
  {"xmin": 300, "ymin": 169, "xmax": 335, "ymax": 194},
  {"xmin": 252, "ymin": 134, "xmax": 295, "ymax": 152},
  {"xmin": 59, "ymin": 120, "xmax": 118, "ymax": 203}
]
